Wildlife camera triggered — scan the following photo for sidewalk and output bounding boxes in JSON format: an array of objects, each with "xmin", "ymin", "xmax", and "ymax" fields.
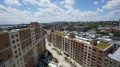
[{"xmin": 46, "ymin": 39, "xmax": 73, "ymax": 67}]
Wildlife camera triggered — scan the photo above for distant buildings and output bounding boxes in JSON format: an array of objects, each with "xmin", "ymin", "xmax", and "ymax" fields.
[
  {"xmin": 47, "ymin": 31, "xmax": 120, "ymax": 67},
  {"xmin": 0, "ymin": 24, "xmax": 27, "ymax": 31},
  {"xmin": 119, "ymin": 19, "xmax": 120, "ymax": 31},
  {"xmin": 0, "ymin": 22, "xmax": 46, "ymax": 67}
]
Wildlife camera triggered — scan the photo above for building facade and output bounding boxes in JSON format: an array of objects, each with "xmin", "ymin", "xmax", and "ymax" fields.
[
  {"xmin": 0, "ymin": 22, "xmax": 46, "ymax": 67},
  {"xmin": 47, "ymin": 31, "xmax": 120, "ymax": 67}
]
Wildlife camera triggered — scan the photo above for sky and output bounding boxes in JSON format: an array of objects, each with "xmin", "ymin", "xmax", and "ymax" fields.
[{"xmin": 0, "ymin": 0, "xmax": 120, "ymax": 24}]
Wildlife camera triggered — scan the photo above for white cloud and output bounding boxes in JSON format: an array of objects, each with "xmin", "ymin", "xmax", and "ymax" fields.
[
  {"xmin": 23, "ymin": 0, "xmax": 38, "ymax": 5},
  {"xmin": 96, "ymin": 8, "xmax": 104, "ymax": 12},
  {"xmin": 23, "ymin": 0, "xmax": 53, "ymax": 8},
  {"xmin": 0, "ymin": 0, "xmax": 120, "ymax": 24},
  {"xmin": 4, "ymin": 0, "xmax": 21, "ymax": 5},
  {"xmin": 0, "ymin": 6, "xmax": 34, "ymax": 24},
  {"xmin": 107, "ymin": 10, "xmax": 120, "ymax": 18},
  {"xmin": 62, "ymin": 0, "xmax": 74, "ymax": 10},
  {"xmin": 0, "ymin": 4, "xmax": 7, "ymax": 10},
  {"xmin": 94, "ymin": 1, "xmax": 99, "ymax": 5},
  {"xmin": 0, "ymin": 5, "xmax": 7, "ymax": 16},
  {"xmin": 103, "ymin": 0, "xmax": 120, "ymax": 10}
]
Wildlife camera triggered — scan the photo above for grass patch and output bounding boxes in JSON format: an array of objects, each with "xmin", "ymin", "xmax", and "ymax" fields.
[
  {"xmin": 54, "ymin": 32, "xmax": 67, "ymax": 36},
  {"xmin": 96, "ymin": 42, "xmax": 110, "ymax": 50}
]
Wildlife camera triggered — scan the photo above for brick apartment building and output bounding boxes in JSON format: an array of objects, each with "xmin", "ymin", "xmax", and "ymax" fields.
[
  {"xmin": 0, "ymin": 22, "xmax": 46, "ymax": 67},
  {"xmin": 47, "ymin": 31, "xmax": 120, "ymax": 67}
]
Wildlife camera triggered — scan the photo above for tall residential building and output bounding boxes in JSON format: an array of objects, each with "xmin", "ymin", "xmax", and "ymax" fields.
[
  {"xmin": 47, "ymin": 31, "xmax": 120, "ymax": 67},
  {"xmin": 0, "ymin": 22, "xmax": 46, "ymax": 67}
]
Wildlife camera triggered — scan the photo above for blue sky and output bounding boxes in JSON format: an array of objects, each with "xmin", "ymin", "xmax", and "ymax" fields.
[{"xmin": 0, "ymin": 0, "xmax": 120, "ymax": 24}]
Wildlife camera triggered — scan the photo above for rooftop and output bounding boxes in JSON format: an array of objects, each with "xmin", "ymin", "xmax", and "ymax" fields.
[
  {"xmin": 108, "ymin": 47, "xmax": 120, "ymax": 62},
  {"xmin": 53, "ymin": 31, "xmax": 112, "ymax": 50},
  {"xmin": 96, "ymin": 42, "xmax": 110, "ymax": 50},
  {"xmin": 54, "ymin": 32, "xmax": 67, "ymax": 36}
]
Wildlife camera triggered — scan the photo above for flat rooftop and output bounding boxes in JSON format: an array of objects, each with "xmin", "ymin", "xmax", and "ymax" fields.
[
  {"xmin": 96, "ymin": 42, "xmax": 111, "ymax": 50},
  {"xmin": 53, "ymin": 32, "xmax": 67, "ymax": 36},
  {"xmin": 53, "ymin": 32, "xmax": 112, "ymax": 50},
  {"xmin": 108, "ymin": 47, "xmax": 120, "ymax": 62}
]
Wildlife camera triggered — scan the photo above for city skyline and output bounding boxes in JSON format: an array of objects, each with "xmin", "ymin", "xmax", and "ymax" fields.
[{"xmin": 0, "ymin": 0, "xmax": 120, "ymax": 24}]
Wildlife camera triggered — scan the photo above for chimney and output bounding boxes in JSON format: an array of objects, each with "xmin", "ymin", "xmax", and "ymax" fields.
[{"xmin": 68, "ymin": 32, "xmax": 75, "ymax": 38}]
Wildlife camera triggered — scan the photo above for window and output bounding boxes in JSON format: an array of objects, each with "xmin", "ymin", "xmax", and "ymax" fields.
[
  {"xmin": 15, "ymin": 55, "xmax": 18, "ymax": 58},
  {"xmin": 12, "ymin": 40, "xmax": 15, "ymax": 44},
  {"xmin": 19, "ymin": 53, "xmax": 21, "ymax": 55},
  {"xmin": 98, "ymin": 58, "xmax": 102, "ymax": 61},
  {"xmin": 18, "ymin": 48, "xmax": 20, "ymax": 51},
  {"xmin": 8, "ymin": 49, "xmax": 12, "ymax": 58},
  {"xmin": 0, "ymin": 57, "xmax": 3, "ymax": 63},
  {"xmin": 89, "ymin": 47, "xmax": 91, "ymax": 49},
  {"xmin": 23, "ymin": 49, "xmax": 25, "ymax": 52},
  {"xmin": 17, "ymin": 44, "xmax": 20, "ymax": 47},
  {"xmin": 14, "ymin": 51, "xmax": 17, "ymax": 54},
  {"xmin": 13, "ymin": 45, "xmax": 16, "ymax": 49},
  {"xmin": 99, "ymin": 51, "xmax": 103, "ymax": 53},
  {"xmin": 93, "ymin": 49, "xmax": 96, "ymax": 51},
  {"xmin": 8, "ymin": 54, "xmax": 11, "ymax": 58},
  {"xmin": 11, "ymin": 35, "xmax": 14, "ymax": 38},
  {"xmin": 15, "ymin": 34, "xmax": 18, "ymax": 37},
  {"xmin": 5, "ymin": 43, "xmax": 9, "ymax": 46},
  {"xmin": 92, "ymin": 58, "xmax": 95, "ymax": 61},
  {"xmin": 20, "ymin": 58, "xmax": 22, "ymax": 61},
  {"xmin": 16, "ymin": 39, "xmax": 19, "ymax": 42},
  {"xmin": 105, "ymin": 59, "xmax": 108, "ymax": 62}
]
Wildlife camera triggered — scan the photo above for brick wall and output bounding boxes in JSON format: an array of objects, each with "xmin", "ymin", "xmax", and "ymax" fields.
[
  {"xmin": 19, "ymin": 29, "xmax": 31, "ymax": 41},
  {"xmin": 0, "ymin": 48, "xmax": 13, "ymax": 65},
  {"xmin": 21, "ymin": 38, "xmax": 32, "ymax": 50},
  {"xmin": 0, "ymin": 32, "xmax": 11, "ymax": 51}
]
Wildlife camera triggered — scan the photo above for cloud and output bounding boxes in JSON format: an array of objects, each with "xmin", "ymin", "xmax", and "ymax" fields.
[
  {"xmin": 0, "ymin": 6, "xmax": 33, "ymax": 24},
  {"xmin": 62, "ymin": 0, "xmax": 74, "ymax": 10},
  {"xmin": 23, "ymin": 0, "xmax": 38, "ymax": 5},
  {"xmin": 94, "ymin": 1, "xmax": 99, "ymax": 5},
  {"xmin": 0, "ymin": 0, "xmax": 120, "ymax": 24},
  {"xmin": 96, "ymin": 8, "xmax": 104, "ymax": 13},
  {"xmin": 4, "ymin": 0, "xmax": 21, "ymax": 5},
  {"xmin": 0, "ymin": 4, "xmax": 7, "ymax": 12},
  {"xmin": 107, "ymin": 10, "xmax": 120, "ymax": 18},
  {"xmin": 23, "ymin": 0, "xmax": 53, "ymax": 8},
  {"xmin": 103, "ymin": 0, "xmax": 120, "ymax": 10}
]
